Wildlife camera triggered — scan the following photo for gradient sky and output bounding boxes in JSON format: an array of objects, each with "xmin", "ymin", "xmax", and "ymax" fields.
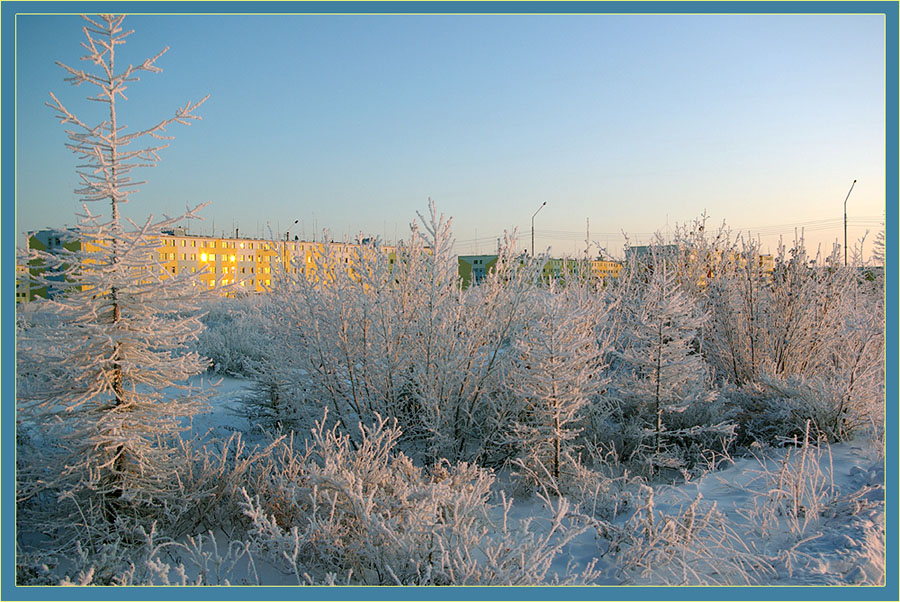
[{"xmin": 15, "ymin": 12, "xmax": 886, "ymax": 259}]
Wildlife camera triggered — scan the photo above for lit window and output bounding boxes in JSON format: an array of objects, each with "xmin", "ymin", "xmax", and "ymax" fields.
[
  {"xmin": 239, "ymin": 242, "xmax": 244, "ymax": 249},
  {"xmin": 230, "ymin": 255, "xmax": 236, "ymax": 262},
  {"xmin": 211, "ymin": 241, "xmax": 216, "ymax": 249},
  {"xmin": 200, "ymin": 253, "xmax": 208, "ymax": 262}
]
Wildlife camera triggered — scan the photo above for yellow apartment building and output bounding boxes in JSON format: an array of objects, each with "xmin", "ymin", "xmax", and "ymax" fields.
[{"xmin": 20, "ymin": 228, "xmax": 398, "ymax": 300}]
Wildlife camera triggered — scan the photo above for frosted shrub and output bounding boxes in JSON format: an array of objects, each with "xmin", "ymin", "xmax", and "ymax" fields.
[
  {"xmin": 707, "ymin": 235, "xmax": 883, "ymax": 444},
  {"xmin": 239, "ymin": 411, "xmax": 591, "ymax": 585},
  {"xmin": 197, "ymin": 295, "xmax": 271, "ymax": 377},
  {"xmin": 53, "ymin": 525, "xmax": 258, "ymax": 586},
  {"xmin": 249, "ymin": 201, "xmax": 543, "ymax": 465},
  {"xmin": 738, "ymin": 424, "xmax": 838, "ymax": 541},
  {"xmin": 564, "ymin": 459, "xmax": 641, "ymax": 522},
  {"xmin": 596, "ymin": 485, "xmax": 774, "ymax": 585}
]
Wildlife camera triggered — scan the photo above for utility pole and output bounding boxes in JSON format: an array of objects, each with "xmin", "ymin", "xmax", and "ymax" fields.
[
  {"xmin": 531, "ymin": 201, "xmax": 547, "ymax": 257},
  {"xmin": 844, "ymin": 179, "xmax": 857, "ymax": 266},
  {"xmin": 585, "ymin": 217, "xmax": 590, "ymax": 258}
]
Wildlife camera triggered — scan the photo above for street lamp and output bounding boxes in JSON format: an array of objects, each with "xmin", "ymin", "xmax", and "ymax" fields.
[
  {"xmin": 531, "ymin": 201, "xmax": 547, "ymax": 257},
  {"xmin": 843, "ymin": 180, "xmax": 856, "ymax": 266}
]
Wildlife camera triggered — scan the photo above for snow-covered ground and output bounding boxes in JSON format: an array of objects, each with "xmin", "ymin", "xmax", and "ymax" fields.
[{"xmin": 183, "ymin": 374, "xmax": 885, "ymax": 588}]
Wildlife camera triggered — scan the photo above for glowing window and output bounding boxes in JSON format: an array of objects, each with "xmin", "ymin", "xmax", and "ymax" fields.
[
  {"xmin": 230, "ymin": 255, "xmax": 236, "ymax": 262},
  {"xmin": 200, "ymin": 253, "xmax": 208, "ymax": 262}
]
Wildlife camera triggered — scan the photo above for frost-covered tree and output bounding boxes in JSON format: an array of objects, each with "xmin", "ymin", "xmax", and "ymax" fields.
[
  {"xmin": 871, "ymin": 228, "xmax": 885, "ymax": 267},
  {"xmin": 508, "ymin": 281, "xmax": 609, "ymax": 490},
  {"xmin": 16, "ymin": 15, "xmax": 210, "ymax": 524},
  {"xmin": 616, "ymin": 252, "xmax": 713, "ymax": 469},
  {"xmin": 703, "ymin": 235, "xmax": 770, "ymax": 386}
]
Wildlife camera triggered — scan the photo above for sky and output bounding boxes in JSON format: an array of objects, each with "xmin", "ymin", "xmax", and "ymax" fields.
[{"xmin": 15, "ymin": 12, "xmax": 886, "ymax": 260}]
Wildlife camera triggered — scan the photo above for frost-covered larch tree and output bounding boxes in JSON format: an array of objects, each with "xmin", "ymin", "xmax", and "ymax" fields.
[
  {"xmin": 617, "ymin": 252, "xmax": 710, "ymax": 469},
  {"xmin": 509, "ymin": 281, "xmax": 607, "ymax": 490},
  {"xmin": 17, "ymin": 14, "xmax": 210, "ymax": 523}
]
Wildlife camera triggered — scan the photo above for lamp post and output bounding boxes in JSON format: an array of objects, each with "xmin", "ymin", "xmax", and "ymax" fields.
[
  {"xmin": 843, "ymin": 180, "xmax": 856, "ymax": 266},
  {"xmin": 531, "ymin": 201, "xmax": 547, "ymax": 257}
]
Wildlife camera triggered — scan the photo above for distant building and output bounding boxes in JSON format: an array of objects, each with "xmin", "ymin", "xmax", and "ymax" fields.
[
  {"xmin": 624, "ymin": 244, "xmax": 679, "ymax": 260},
  {"xmin": 18, "ymin": 228, "xmax": 397, "ymax": 301},
  {"xmin": 590, "ymin": 259, "xmax": 623, "ymax": 280},
  {"xmin": 458, "ymin": 254, "xmax": 498, "ymax": 287}
]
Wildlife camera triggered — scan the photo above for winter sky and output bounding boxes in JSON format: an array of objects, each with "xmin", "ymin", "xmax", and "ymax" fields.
[{"xmin": 15, "ymin": 11, "xmax": 886, "ymax": 259}]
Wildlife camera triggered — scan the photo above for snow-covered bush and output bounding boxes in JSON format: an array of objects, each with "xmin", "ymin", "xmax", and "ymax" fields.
[
  {"xmin": 245, "ymin": 202, "xmax": 545, "ymax": 465},
  {"xmin": 595, "ymin": 484, "xmax": 775, "ymax": 585},
  {"xmin": 239, "ymin": 411, "xmax": 594, "ymax": 585},
  {"xmin": 197, "ymin": 295, "xmax": 271, "ymax": 377},
  {"xmin": 50, "ymin": 525, "xmax": 259, "ymax": 586},
  {"xmin": 711, "ymin": 238, "xmax": 884, "ymax": 445}
]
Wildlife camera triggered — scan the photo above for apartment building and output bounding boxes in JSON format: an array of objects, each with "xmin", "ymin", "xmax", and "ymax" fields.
[{"xmin": 18, "ymin": 227, "xmax": 397, "ymax": 301}]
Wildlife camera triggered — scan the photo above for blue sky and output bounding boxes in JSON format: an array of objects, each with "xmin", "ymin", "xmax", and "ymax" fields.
[{"xmin": 15, "ymin": 12, "xmax": 886, "ymax": 258}]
